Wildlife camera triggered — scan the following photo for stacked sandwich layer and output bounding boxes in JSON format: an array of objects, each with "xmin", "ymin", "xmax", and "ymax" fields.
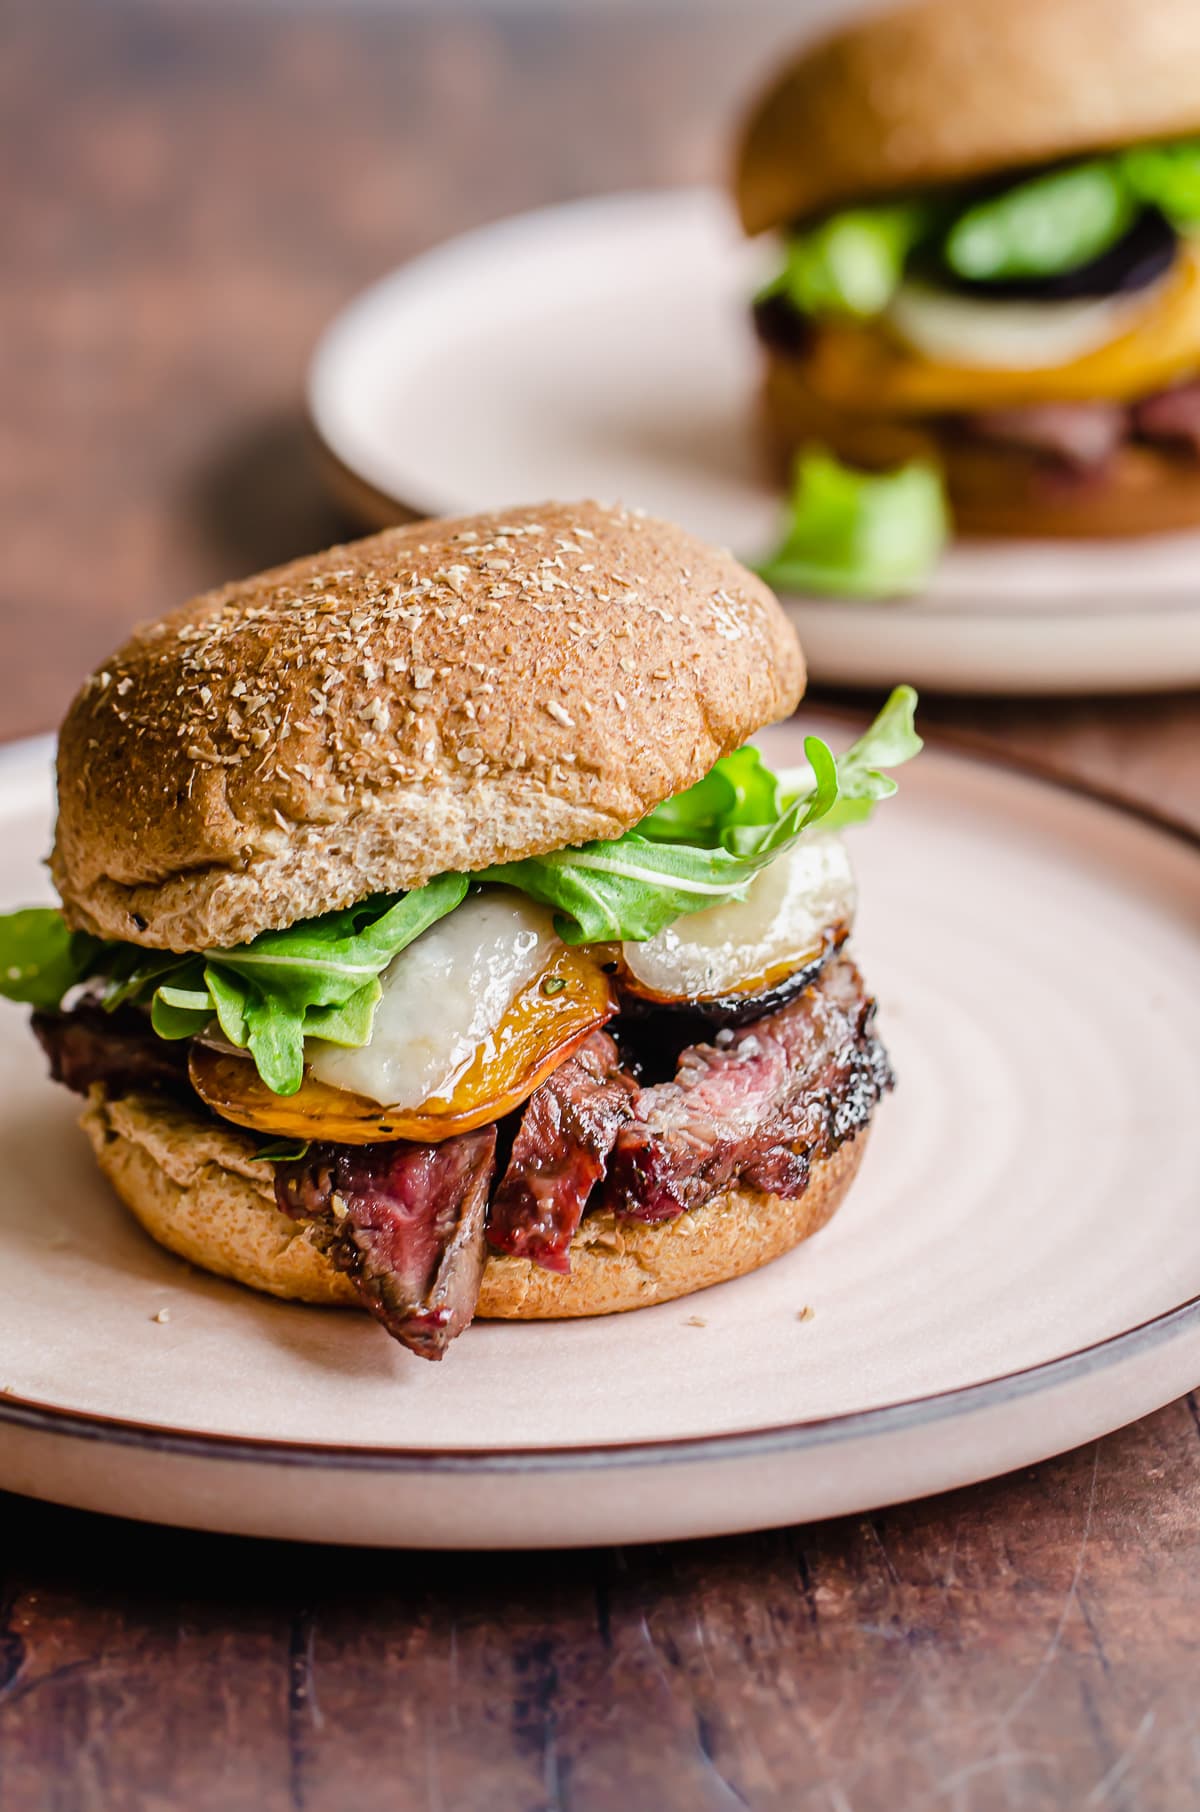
[
  {"xmin": 737, "ymin": 0, "xmax": 1200, "ymax": 537},
  {"xmin": 1, "ymin": 502, "xmax": 917, "ymax": 1359}
]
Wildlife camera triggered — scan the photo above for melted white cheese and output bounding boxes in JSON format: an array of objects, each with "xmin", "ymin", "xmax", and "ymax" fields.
[
  {"xmin": 307, "ymin": 889, "xmax": 559, "ymax": 1108},
  {"xmin": 622, "ymin": 834, "xmax": 856, "ymax": 1000},
  {"xmin": 887, "ymin": 277, "xmax": 1163, "ymax": 371}
]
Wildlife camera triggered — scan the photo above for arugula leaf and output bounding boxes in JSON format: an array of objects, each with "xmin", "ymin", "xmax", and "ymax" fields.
[
  {"xmin": 479, "ymin": 691, "xmax": 919, "ymax": 945},
  {"xmin": 153, "ymin": 875, "xmax": 470, "ymax": 1096},
  {"xmin": 0, "ymin": 909, "xmax": 98, "ymax": 1009},
  {"xmin": 759, "ymin": 135, "xmax": 1200, "ymax": 332},
  {"xmin": 255, "ymin": 1136, "xmax": 311, "ymax": 1163},
  {"xmin": 1121, "ymin": 138, "xmax": 1200, "ymax": 227},
  {"xmin": 480, "ymin": 836, "xmax": 767, "ymax": 943},
  {"xmin": 639, "ymin": 745, "xmax": 782, "ymax": 847},
  {"xmin": 761, "ymin": 202, "xmax": 936, "ymax": 320},
  {"xmin": 203, "ymin": 965, "xmax": 250, "ymax": 1047},
  {"xmin": 206, "ymin": 878, "xmax": 467, "ymax": 997},
  {"xmin": 778, "ymin": 686, "xmax": 922, "ymax": 831},
  {"xmin": 150, "ymin": 982, "xmax": 215, "ymax": 1042},
  {"xmin": 302, "ymin": 985, "xmax": 381, "ymax": 1048},
  {"xmin": 944, "ymin": 160, "xmax": 1136, "ymax": 283},
  {"xmin": 755, "ymin": 451, "xmax": 948, "ymax": 601}
]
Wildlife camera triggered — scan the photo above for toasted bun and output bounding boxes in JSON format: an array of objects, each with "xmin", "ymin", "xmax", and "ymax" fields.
[
  {"xmin": 81, "ymin": 1089, "xmax": 864, "ymax": 1322},
  {"xmin": 760, "ymin": 351, "xmax": 1200, "ymax": 537},
  {"xmin": 52, "ymin": 501, "xmax": 803, "ymax": 952},
  {"xmin": 736, "ymin": 0, "xmax": 1200, "ymax": 235}
]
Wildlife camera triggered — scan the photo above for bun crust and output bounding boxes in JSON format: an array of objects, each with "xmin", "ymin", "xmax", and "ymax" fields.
[
  {"xmin": 52, "ymin": 502, "xmax": 803, "ymax": 952},
  {"xmin": 760, "ymin": 351, "xmax": 1200, "ymax": 537},
  {"xmin": 81, "ymin": 1089, "xmax": 865, "ymax": 1322},
  {"xmin": 736, "ymin": 0, "xmax": 1200, "ymax": 235}
]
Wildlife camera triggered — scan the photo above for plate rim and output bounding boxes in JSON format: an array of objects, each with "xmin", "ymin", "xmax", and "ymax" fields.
[
  {"xmin": 2, "ymin": 1291, "xmax": 1200, "ymax": 1474},
  {"xmin": 306, "ymin": 185, "xmax": 724, "ymax": 528},
  {"xmin": 305, "ymin": 184, "xmax": 1200, "ymax": 633},
  {"xmin": 1, "ymin": 727, "xmax": 1197, "ymax": 1475}
]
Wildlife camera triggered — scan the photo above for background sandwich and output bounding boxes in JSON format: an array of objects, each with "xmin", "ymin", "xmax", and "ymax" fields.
[
  {"xmin": 737, "ymin": 0, "xmax": 1200, "ymax": 543},
  {"xmin": 0, "ymin": 501, "xmax": 918, "ymax": 1360}
]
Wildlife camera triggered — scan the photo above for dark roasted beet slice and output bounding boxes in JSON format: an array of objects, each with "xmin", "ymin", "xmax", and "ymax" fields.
[
  {"xmin": 276, "ymin": 1128, "xmax": 497, "ymax": 1359},
  {"xmin": 615, "ymin": 928, "xmax": 846, "ymax": 1044},
  {"xmin": 752, "ymin": 290, "xmax": 812, "ymax": 356},
  {"xmin": 487, "ymin": 1031, "xmax": 637, "ymax": 1273},
  {"xmin": 601, "ymin": 955, "xmax": 891, "ymax": 1223}
]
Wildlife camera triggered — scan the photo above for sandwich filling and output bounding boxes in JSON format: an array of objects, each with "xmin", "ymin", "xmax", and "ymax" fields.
[
  {"xmin": 752, "ymin": 137, "xmax": 1200, "ymax": 572},
  {"xmin": 1, "ymin": 691, "xmax": 919, "ymax": 1359}
]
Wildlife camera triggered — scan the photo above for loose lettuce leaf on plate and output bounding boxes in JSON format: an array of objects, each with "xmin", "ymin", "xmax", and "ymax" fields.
[{"xmin": 755, "ymin": 450, "xmax": 948, "ymax": 600}]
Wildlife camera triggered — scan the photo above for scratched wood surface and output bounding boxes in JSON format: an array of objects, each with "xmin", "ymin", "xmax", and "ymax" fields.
[{"xmin": 1, "ymin": 5, "xmax": 1199, "ymax": 1808}]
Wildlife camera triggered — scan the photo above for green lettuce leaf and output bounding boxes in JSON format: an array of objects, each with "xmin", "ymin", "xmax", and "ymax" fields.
[
  {"xmin": 0, "ymin": 909, "xmax": 98, "ymax": 1009},
  {"xmin": 762, "ymin": 202, "xmax": 934, "ymax": 320},
  {"xmin": 1121, "ymin": 138, "xmax": 1200, "ymax": 226},
  {"xmin": 150, "ymin": 977, "xmax": 215, "ymax": 1041},
  {"xmin": 777, "ymin": 685, "xmax": 921, "ymax": 831},
  {"xmin": 89, "ymin": 874, "xmax": 467, "ymax": 1096},
  {"xmin": 478, "ymin": 690, "xmax": 919, "ymax": 944},
  {"xmin": 173, "ymin": 875, "xmax": 468, "ymax": 1096},
  {"xmin": 944, "ymin": 160, "xmax": 1136, "ymax": 284},
  {"xmin": 755, "ymin": 450, "xmax": 948, "ymax": 600},
  {"xmin": 254, "ymin": 1136, "xmax": 311, "ymax": 1163},
  {"xmin": 760, "ymin": 136, "xmax": 1200, "ymax": 329},
  {"xmin": 638, "ymin": 745, "xmax": 782, "ymax": 847}
]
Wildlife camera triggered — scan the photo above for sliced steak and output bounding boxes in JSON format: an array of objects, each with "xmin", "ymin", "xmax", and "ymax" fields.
[
  {"xmin": 1132, "ymin": 378, "xmax": 1200, "ymax": 454},
  {"xmin": 487, "ymin": 1031, "xmax": 638, "ymax": 1273},
  {"xmin": 32, "ymin": 1002, "xmax": 192, "ymax": 1099},
  {"xmin": 960, "ymin": 402, "xmax": 1126, "ymax": 470},
  {"xmin": 601, "ymin": 955, "xmax": 891, "ymax": 1223},
  {"xmin": 276, "ymin": 1128, "xmax": 497, "ymax": 1360}
]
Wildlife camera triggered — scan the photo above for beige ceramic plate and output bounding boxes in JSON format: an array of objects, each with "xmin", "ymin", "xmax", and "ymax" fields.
[
  {"xmin": 1, "ymin": 723, "xmax": 1198, "ymax": 1547},
  {"xmin": 308, "ymin": 188, "xmax": 1200, "ymax": 696}
]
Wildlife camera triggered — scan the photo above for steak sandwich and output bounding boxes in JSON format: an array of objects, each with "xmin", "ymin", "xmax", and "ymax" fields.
[
  {"xmin": 737, "ymin": 0, "xmax": 1200, "ymax": 538},
  {"xmin": 0, "ymin": 501, "xmax": 918, "ymax": 1360}
]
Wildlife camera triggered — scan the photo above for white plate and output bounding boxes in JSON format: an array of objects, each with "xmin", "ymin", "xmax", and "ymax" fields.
[
  {"xmin": 2, "ymin": 726, "xmax": 1199, "ymax": 1547},
  {"xmin": 309, "ymin": 188, "xmax": 1200, "ymax": 696}
]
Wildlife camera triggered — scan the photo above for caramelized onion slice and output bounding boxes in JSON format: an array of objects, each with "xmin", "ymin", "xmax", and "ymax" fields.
[
  {"xmin": 620, "ymin": 834, "xmax": 856, "ymax": 1004},
  {"xmin": 189, "ymin": 946, "xmax": 616, "ymax": 1146}
]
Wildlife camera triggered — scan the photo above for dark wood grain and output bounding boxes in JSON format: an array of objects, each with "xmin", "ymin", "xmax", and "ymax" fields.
[
  {"xmin": 4, "ymin": 1402, "xmax": 1200, "ymax": 1810},
  {"xmin": 2, "ymin": 3, "xmax": 1199, "ymax": 1807}
]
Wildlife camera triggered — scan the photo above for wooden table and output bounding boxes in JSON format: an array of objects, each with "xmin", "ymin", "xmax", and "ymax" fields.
[{"xmin": 1, "ymin": 6, "xmax": 1198, "ymax": 1807}]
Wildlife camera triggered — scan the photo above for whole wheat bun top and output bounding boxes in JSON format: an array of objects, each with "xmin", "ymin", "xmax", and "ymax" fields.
[
  {"xmin": 52, "ymin": 501, "xmax": 803, "ymax": 951},
  {"xmin": 735, "ymin": 0, "xmax": 1200, "ymax": 236}
]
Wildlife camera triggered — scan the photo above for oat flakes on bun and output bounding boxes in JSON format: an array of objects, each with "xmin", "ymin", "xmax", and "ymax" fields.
[{"xmin": 0, "ymin": 502, "xmax": 919, "ymax": 1359}]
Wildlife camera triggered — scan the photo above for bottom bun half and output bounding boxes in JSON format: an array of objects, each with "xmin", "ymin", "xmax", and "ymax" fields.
[{"xmin": 82, "ymin": 1088, "xmax": 867, "ymax": 1321}]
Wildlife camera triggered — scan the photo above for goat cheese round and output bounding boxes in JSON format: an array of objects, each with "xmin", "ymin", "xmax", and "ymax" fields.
[
  {"xmin": 621, "ymin": 834, "xmax": 856, "ymax": 1001},
  {"xmin": 307, "ymin": 889, "xmax": 559, "ymax": 1108}
]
